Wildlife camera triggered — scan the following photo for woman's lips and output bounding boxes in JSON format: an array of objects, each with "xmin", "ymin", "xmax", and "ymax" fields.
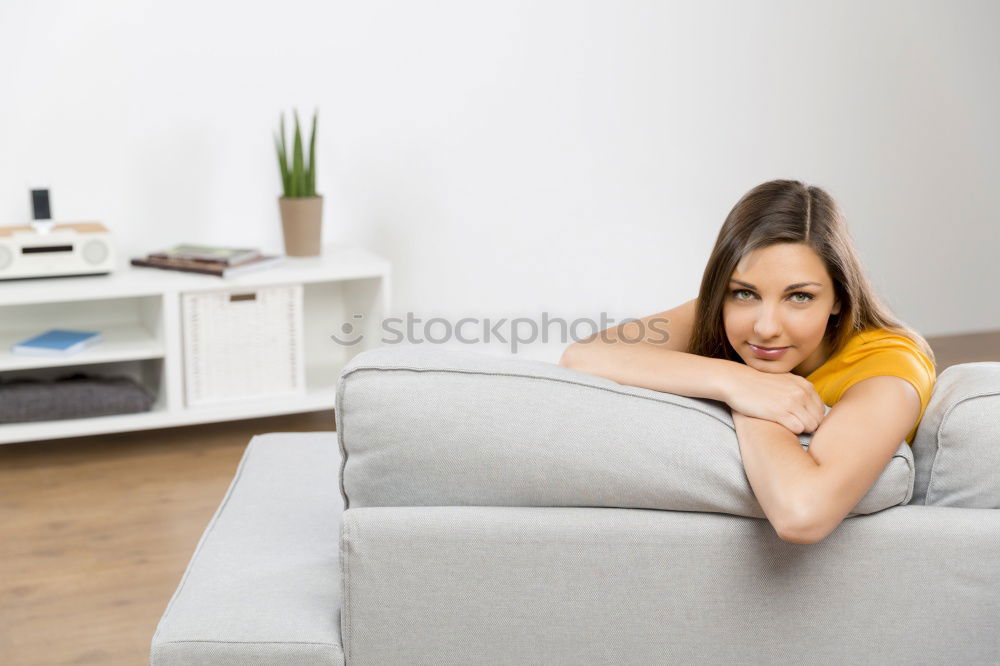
[{"xmin": 748, "ymin": 343, "xmax": 789, "ymax": 359}]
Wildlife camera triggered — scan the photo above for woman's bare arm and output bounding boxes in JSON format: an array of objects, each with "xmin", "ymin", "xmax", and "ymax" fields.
[{"xmin": 558, "ymin": 298, "xmax": 744, "ymax": 402}]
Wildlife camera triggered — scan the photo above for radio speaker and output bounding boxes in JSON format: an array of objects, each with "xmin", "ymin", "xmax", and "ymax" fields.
[{"xmin": 83, "ymin": 239, "xmax": 110, "ymax": 265}]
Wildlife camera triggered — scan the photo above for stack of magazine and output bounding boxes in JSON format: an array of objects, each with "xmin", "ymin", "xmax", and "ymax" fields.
[{"xmin": 131, "ymin": 244, "xmax": 286, "ymax": 278}]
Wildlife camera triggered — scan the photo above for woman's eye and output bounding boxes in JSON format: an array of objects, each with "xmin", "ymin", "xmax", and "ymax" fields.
[{"xmin": 731, "ymin": 289, "xmax": 814, "ymax": 303}]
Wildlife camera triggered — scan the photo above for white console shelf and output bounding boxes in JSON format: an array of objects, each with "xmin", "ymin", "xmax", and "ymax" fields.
[{"xmin": 0, "ymin": 244, "xmax": 390, "ymax": 444}]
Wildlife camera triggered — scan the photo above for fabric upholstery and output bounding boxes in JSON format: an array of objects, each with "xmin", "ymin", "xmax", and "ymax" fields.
[
  {"xmin": 911, "ymin": 361, "xmax": 1000, "ymax": 507},
  {"xmin": 336, "ymin": 346, "xmax": 914, "ymax": 519},
  {"xmin": 150, "ymin": 432, "xmax": 345, "ymax": 666},
  {"xmin": 340, "ymin": 504, "xmax": 1000, "ymax": 665}
]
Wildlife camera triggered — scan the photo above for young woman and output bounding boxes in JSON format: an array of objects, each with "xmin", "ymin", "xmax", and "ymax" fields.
[{"xmin": 559, "ymin": 179, "xmax": 936, "ymax": 545}]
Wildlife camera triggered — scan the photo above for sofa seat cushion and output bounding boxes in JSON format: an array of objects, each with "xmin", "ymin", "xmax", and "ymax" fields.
[
  {"xmin": 911, "ymin": 361, "xmax": 1000, "ymax": 507},
  {"xmin": 150, "ymin": 432, "xmax": 345, "ymax": 666},
  {"xmin": 335, "ymin": 346, "xmax": 914, "ymax": 518}
]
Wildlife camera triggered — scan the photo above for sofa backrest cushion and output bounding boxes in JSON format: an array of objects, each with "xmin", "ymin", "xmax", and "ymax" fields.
[
  {"xmin": 911, "ymin": 362, "xmax": 1000, "ymax": 507},
  {"xmin": 335, "ymin": 346, "xmax": 914, "ymax": 518}
]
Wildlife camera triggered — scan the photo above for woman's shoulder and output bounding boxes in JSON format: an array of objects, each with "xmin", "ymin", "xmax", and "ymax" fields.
[
  {"xmin": 818, "ymin": 327, "xmax": 937, "ymax": 412},
  {"xmin": 836, "ymin": 327, "xmax": 936, "ymax": 387},
  {"xmin": 842, "ymin": 327, "xmax": 927, "ymax": 357},
  {"xmin": 819, "ymin": 327, "xmax": 935, "ymax": 382}
]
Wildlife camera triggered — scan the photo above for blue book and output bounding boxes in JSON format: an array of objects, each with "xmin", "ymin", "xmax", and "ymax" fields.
[{"xmin": 11, "ymin": 329, "xmax": 103, "ymax": 356}]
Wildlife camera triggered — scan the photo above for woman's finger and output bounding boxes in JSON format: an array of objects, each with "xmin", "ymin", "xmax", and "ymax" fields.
[
  {"xmin": 806, "ymin": 387, "xmax": 825, "ymax": 424},
  {"xmin": 782, "ymin": 414, "xmax": 805, "ymax": 434},
  {"xmin": 802, "ymin": 404, "xmax": 820, "ymax": 433},
  {"xmin": 794, "ymin": 406, "xmax": 815, "ymax": 434}
]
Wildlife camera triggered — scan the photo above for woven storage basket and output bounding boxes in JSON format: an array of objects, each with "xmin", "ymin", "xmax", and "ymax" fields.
[{"xmin": 181, "ymin": 284, "xmax": 305, "ymax": 407}]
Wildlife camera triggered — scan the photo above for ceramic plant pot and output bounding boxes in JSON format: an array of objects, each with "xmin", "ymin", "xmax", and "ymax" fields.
[{"xmin": 278, "ymin": 195, "xmax": 323, "ymax": 256}]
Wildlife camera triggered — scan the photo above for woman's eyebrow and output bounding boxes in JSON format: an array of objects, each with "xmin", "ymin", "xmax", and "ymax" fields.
[{"xmin": 729, "ymin": 279, "xmax": 822, "ymax": 291}]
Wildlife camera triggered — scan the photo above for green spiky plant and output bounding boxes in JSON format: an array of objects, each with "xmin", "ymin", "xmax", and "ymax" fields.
[{"xmin": 275, "ymin": 109, "xmax": 318, "ymax": 197}]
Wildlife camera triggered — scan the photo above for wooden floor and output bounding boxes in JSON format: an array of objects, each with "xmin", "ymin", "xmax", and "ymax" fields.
[
  {"xmin": 0, "ymin": 330, "xmax": 996, "ymax": 665},
  {"xmin": 925, "ymin": 328, "xmax": 1000, "ymax": 370},
  {"xmin": 0, "ymin": 410, "xmax": 335, "ymax": 666}
]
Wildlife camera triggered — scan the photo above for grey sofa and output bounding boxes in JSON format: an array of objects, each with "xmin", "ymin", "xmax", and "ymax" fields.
[{"xmin": 150, "ymin": 347, "xmax": 1000, "ymax": 665}]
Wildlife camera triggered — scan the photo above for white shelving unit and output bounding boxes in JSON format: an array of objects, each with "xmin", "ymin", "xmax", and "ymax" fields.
[{"xmin": 0, "ymin": 244, "xmax": 390, "ymax": 444}]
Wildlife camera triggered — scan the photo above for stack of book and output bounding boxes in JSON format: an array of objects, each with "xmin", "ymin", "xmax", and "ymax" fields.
[{"xmin": 131, "ymin": 244, "xmax": 286, "ymax": 278}]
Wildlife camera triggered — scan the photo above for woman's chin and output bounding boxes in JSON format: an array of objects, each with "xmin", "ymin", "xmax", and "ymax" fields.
[{"xmin": 744, "ymin": 356, "xmax": 791, "ymax": 373}]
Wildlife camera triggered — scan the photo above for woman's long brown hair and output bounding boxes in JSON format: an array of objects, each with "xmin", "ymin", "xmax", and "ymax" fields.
[{"xmin": 686, "ymin": 179, "xmax": 936, "ymax": 370}]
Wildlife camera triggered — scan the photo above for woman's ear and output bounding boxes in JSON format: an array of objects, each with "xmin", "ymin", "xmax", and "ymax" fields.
[{"xmin": 831, "ymin": 299, "xmax": 842, "ymax": 316}]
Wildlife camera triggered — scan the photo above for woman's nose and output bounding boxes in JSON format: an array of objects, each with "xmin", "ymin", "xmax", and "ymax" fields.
[{"xmin": 753, "ymin": 308, "xmax": 781, "ymax": 339}]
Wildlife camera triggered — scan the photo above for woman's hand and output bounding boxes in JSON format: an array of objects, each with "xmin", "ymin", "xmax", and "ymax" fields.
[{"xmin": 722, "ymin": 364, "xmax": 827, "ymax": 434}]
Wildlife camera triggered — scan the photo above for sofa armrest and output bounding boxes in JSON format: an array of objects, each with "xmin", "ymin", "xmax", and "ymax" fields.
[
  {"xmin": 912, "ymin": 361, "xmax": 1000, "ymax": 507},
  {"xmin": 150, "ymin": 433, "xmax": 345, "ymax": 666}
]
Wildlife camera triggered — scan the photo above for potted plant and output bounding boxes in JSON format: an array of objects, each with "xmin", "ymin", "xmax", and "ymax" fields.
[{"xmin": 275, "ymin": 109, "xmax": 322, "ymax": 256}]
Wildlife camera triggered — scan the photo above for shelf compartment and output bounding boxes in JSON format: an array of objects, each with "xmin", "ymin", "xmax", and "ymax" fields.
[
  {"xmin": 0, "ymin": 360, "xmax": 333, "ymax": 445},
  {"xmin": 0, "ymin": 358, "xmax": 165, "ymax": 440},
  {"xmin": 0, "ymin": 323, "xmax": 165, "ymax": 371},
  {"xmin": 301, "ymin": 275, "xmax": 389, "ymax": 372},
  {"xmin": 0, "ymin": 295, "xmax": 164, "ymax": 372}
]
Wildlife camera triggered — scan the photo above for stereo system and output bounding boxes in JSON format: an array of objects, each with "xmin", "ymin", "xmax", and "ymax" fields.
[
  {"xmin": 0, "ymin": 187, "xmax": 117, "ymax": 280},
  {"xmin": 0, "ymin": 221, "xmax": 116, "ymax": 280}
]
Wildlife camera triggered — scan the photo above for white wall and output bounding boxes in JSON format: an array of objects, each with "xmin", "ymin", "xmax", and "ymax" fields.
[{"xmin": 2, "ymin": 0, "xmax": 997, "ymax": 361}]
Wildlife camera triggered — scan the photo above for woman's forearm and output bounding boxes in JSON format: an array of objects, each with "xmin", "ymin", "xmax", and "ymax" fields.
[
  {"xmin": 732, "ymin": 410, "xmax": 819, "ymax": 541},
  {"xmin": 559, "ymin": 340, "xmax": 743, "ymax": 403}
]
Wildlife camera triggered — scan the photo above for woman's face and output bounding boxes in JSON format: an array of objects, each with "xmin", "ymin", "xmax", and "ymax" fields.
[{"xmin": 722, "ymin": 242, "xmax": 841, "ymax": 376}]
